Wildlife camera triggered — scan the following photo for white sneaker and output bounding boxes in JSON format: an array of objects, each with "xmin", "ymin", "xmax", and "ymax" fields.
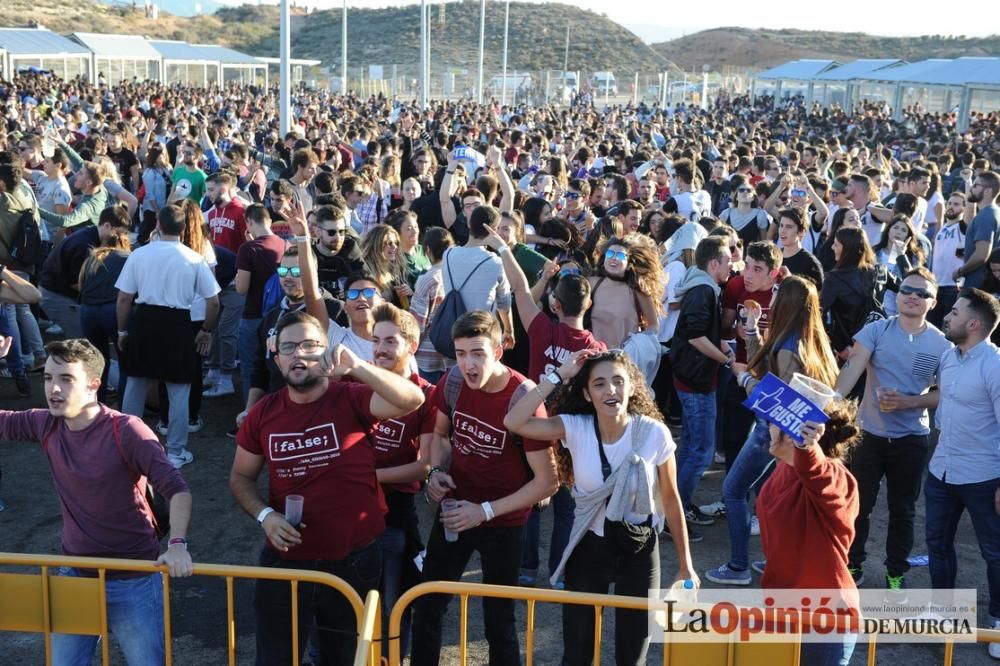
[
  {"xmin": 750, "ymin": 516, "xmax": 760, "ymax": 536},
  {"xmin": 168, "ymin": 450, "xmax": 194, "ymax": 469},
  {"xmin": 713, "ymin": 451, "xmax": 726, "ymax": 465},
  {"xmin": 990, "ymin": 620, "xmax": 1000, "ymax": 659},
  {"xmin": 203, "ymin": 369, "xmax": 222, "ymax": 387},
  {"xmin": 203, "ymin": 379, "xmax": 235, "ymax": 397},
  {"xmin": 188, "ymin": 417, "xmax": 205, "ymax": 433},
  {"xmin": 698, "ymin": 500, "xmax": 727, "ymax": 518},
  {"xmin": 45, "ymin": 323, "xmax": 64, "ymax": 335}
]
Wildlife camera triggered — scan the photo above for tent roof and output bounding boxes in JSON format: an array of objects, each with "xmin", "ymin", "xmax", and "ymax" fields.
[
  {"xmin": 196, "ymin": 44, "xmax": 263, "ymax": 66},
  {"xmin": 813, "ymin": 59, "xmax": 903, "ymax": 81},
  {"xmin": 755, "ymin": 59, "xmax": 840, "ymax": 81},
  {"xmin": 0, "ymin": 28, "xmax": 89, "ymax": 57},
  {"xmin": 71, "ymin": 33, "xmax": 161, "ymax": 60},
  {"xmin": 148, "ymin": 40, "xmax": 222, "ymax": 63}
]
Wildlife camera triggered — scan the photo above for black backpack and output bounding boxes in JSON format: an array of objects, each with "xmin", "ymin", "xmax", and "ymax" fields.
[
  {"xmin": 1, "ymin": 209, "xmax": 43, "ymax": 268},
  {"xmin": 428, "ymin": 251, "xmax": 492, "ymax": 359}
]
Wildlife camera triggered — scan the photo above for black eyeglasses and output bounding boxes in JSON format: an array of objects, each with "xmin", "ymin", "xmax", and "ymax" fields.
[
  {"xmin": 346, "ymin": 287, "xmax": 377, "ymax": 301},
  {"xmin": 323, "ymin": 228, "xmax": 347, "ymax": 237},
  {"xmin": 277, "ymin": 339, "xmax": 325, "ymax": 355},
  {"xmin": 898, "ymin": 285, "xmax": 935, "ymax": 300},
  {"xmin": 276, "ymin": 266, "xmax": 301, "ymax": 278}
]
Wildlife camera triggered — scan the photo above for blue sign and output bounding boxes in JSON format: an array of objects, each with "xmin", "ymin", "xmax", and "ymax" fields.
[{"xmin": 742, "ymin": 373, "xmax": 829, "ymax": 444}]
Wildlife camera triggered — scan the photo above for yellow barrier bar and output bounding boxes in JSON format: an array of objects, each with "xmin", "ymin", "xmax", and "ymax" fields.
[
  {"xmin": 944, "ymin": 639, "xmax": 954, "ymax": 665},
  {"xmin": 525, "ymin": 599, "xmax": 536, "ymax": 666},
  {"xmin": 226, "ymin": 576, "xmax": 236, "ymax": 666},
  {"xmin": 459, "ymin": 594, "xmax": 469, "ymax": 666},
  {"xmin": 592, "ymin": 604, "xmax": 602, "ymax": 663},
  {"xmin": 353, "ymin": 589, "xmax": 380, "ymax": 666},
  {"xmin": 867, "ymin": 633, "xmax": 877, "ymax": 666},
  {"xmin": 291, "ymin": 580, "xmax": 300, "ymax": 666},
  {"xmin": 40, "ymin": 565, "xmax": 52, "ymax": 666},
  {"xmin": 98, "ymin": 568, "xmax": 109, "ymax": 665}
]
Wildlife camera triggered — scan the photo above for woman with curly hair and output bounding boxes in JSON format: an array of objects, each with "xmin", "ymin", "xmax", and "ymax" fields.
[
  {"xmin": 504, "ymin": 348, "xmax": 696, "ymax": 666},
  {"xmin": 361, "ymin": 224, "xmax": 411, "ymax": 307},
  {"xmin": 587, "ymin": 233, "xmax": 663, "ymax": 349},
  {"xmin": 758, "ymin": 400, "xmax": 862, "ymax": 666},
  {"xmin": 704, "ymin": 276, "xmax": 839, "ymax": 586}
]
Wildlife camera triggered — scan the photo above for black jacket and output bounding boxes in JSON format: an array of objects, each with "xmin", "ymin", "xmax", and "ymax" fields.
[
  {"xmin": 314, "ymin": 240, "xmax": 365, "ymax": 300},
  {"xmin": 820, "ymin": 265, "xmax": 898, "ymax": 352},
  {"xmin": 669, "ymin": 283, "xmax": 722, "ymax": 393}
]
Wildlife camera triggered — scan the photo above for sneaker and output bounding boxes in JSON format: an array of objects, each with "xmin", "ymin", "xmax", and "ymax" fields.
[
  {"xmin": 168, "ymin": 450, "xmax": 194, "ymax": 469},
  {"xmin": 662, "ymin": 523, "xmax": 704, "ymax": 543},
  {"xmin": 203, "ymin": 380, "xmax": 235, "ymax": 398},
  {"xmin": 698, "ymin": 501, "xmax": 727, "ymax": 518},
  {"xmin": 203, "ymin": 369, "xmax": 222, "ymax": 387},
  {"xmin": 156, "ymin": 421, "xmax": 169, "ymax": 436},
  {"xmin": 14, "ymin": 373, "xmax": 31, "ymax": 397},
  {"xmin": 518, "ymin": 571, "xmax": 537, "ymax": 587},
  {"xmin": 750, "ymin": 515, "xmax": 760, "ymax": 536},
  {"xmin": 226, "ymin": 426, "xmax": 239, "ymax": 439},
  {"xmin": 885, "ymin": 574, "xmax": 907, "ymax": 603},
  {"xmin": 685, "ymin": 507, "xmax": 715, "ymax": 527},
  {"xmin": 704, "ymin": 563, "xmax": 752, "ymax": 586},
  {"xmin": 751, "ymin": 560, "xmax": 767, "ymax": 575},
  {"xmin": 989, "ymin": 620, "xmax": 1000, "ymax": 659},
  {"xmin": 45, "ymin": 323, "xmax": 64, "ymax": 335},
  {"xmin": 848, "ymin": 566, "xmax": 865, "ymax": 586},
  {"xmin": 713, "ymin": 451, "xmax": 726, "ymax": 465},
  {"xmin": 188, "ymin": 417, "xmax": 204, "ymax": 433}
]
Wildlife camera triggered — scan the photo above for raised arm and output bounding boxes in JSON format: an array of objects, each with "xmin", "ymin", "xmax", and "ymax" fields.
[
  {"xmin": 483, "ymin": 227, "xmax": 542, "ymax": 330},
  {"xmin": 285, "ymin": 201, "xmax": 329, "ymax": 332},
  {"xmin": 439, "ymin": 151, "xmax": 459, "ymax": 230}
]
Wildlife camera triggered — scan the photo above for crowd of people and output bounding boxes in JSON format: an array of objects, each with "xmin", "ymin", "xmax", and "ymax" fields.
[{"xmin": 1, "ymin": 69, "xmax": 1000, "ymax": 665}]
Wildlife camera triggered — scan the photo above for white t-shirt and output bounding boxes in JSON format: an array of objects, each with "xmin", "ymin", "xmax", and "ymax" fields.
[
  {"xmin": 190, "ymin": 242, "xmax": 218, "ymax": 322},
  {"xmin": 659, "ymin": 260, "xmax": 687, "ymax": 343},
  {"xmin": 327, "ymin": 319, "xmax": 419, "ymax": 374},
  {"xmin": 932, "ymin": 221, "xmax": 966, "ymax": 287},
  {"xmin": 671, "ymin": 190, "xmax": 712, "ymax": 222},
  {"xmin": 558, "ymin": 414, "xmax": 675, "ymax": 536},
  {"xmin": 116, "ymin": 239, "xmax": 220, "ymax": 309}
]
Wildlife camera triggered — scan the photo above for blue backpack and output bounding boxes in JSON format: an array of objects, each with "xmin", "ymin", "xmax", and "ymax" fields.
[{"xmin": 261, "ymin": 273, "xmax": 283, "ymax": 315}]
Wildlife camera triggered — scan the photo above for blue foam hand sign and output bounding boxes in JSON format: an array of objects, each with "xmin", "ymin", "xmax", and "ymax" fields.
[{"xmin": 742, "ymin": 373, "xmax": 829, "ymax": 444}]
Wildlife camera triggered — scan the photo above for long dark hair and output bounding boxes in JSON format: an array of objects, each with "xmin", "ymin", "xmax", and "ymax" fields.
[
  {"xmin": 550, "ymin": 350, "xmax": 663, "ymax": 485},
  {"xmin": 833, "ymin": 226, "xmax": 875, "ymax": 271},
  {"xmin": 983, "ymin": 247, "xmax": 1000, "ymax": 294},
  {"xmin": 872, "ymin": 215, "xmax": 926, "ymax": 267}
]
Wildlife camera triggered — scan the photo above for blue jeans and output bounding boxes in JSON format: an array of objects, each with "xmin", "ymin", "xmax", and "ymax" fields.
[
  {"xmin": 206, "ymin": 284, "xmax": 242, "ymax": 374},
  {"xmin": 675, "ymin": 388, "xmax": 717, "ymax": 508},
  {"xmin": 723, "ymin": 419, "xmax": 775, "ymax": 570},
  {"xmin": 238, "ymin": 317, "xmax": 262, "ymax": 403},
  {"xmin": 925, "ymin": 472, "xmax": 1000, "ymax": 619},
  {"xmin": 799, "ymin": 635, "xmax": 857, "ymax": 666},
  {"xmin": 13, "ymin": 300, "xmax": 44, "ymax": 363},
  {"xmin": 51, "ymin": 569, "xmax": 165, "ymax": 666},
  {"xmin": 0, "ymin": 304, "xmax": 25, "ymax": 375},
  {"xmin": 378, "ymin": 527, "xmax": 411, "ymax": 657},
  {"xmin": 80, "ymin": 302, "xmax": 120, "ymax": 402},
  {"xmin": 521, "ymin": 485, "xmax": 575, "ymax": 578}
]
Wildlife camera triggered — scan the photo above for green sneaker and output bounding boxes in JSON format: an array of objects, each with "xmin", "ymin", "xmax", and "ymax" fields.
[
  {"xmin": 847, "ymin": 566, "xmax": 864, "ymax": 586},
  {"xmin": 885, "ymin": 574, "xmax": 908, "ymax": 603}
]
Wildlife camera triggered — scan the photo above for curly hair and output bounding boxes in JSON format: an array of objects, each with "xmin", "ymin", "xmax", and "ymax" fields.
[
  {"xmin": 549, "ymin": 350, "xmax": 664, "ymax": 486},
  {"xmin": 361, "ymin": 225, "xmax": 408, "ymax": 296},
  {"xmin": 821, "ymin": 400, "xmax": 861, "ymax": 460},
  {"xmin": 596, "ymin": 233, "xmax": 665, "ymax": 308}
]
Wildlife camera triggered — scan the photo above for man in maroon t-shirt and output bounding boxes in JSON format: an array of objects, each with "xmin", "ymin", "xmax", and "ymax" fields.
[
  {"xmin": 718, "ymin": 240, "xmax": 781, "ymax": 471},
  {"xmin": 229, "ymin": 310, "xmax": 425, "ymax": 666},
  {"xmin": 228, "ymin": 204, "xmax": 287, "ymax": 404},
  {"xmin": 369, "ymin": 303, "xmax": 436, "ymax": 657},
  {"xmin": 410, "ymin": 311, "xmax": 558, "ymax": 666},
  {"xmin": 206, "ymin": 171, "xmax": 248, "ymax": 255}
]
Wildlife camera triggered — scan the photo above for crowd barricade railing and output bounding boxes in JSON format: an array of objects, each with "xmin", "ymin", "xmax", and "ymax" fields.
[
  {"xmin": 0, "ymin": 552, "xmax": 378, "ymax": 666},
  {"xmin": 386, "ymin": 580, "xmax": 1000, "ymax": 666}
]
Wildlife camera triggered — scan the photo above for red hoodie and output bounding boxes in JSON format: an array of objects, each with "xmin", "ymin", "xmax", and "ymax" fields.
[{"xmin": 758, "ymin": 445, "xmax": 859, "ymax": 593}]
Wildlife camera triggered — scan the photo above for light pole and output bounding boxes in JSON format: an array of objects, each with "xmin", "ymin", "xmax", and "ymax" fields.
[
  {"xmin": 420, "ymin": 0, "xmax": 428, "ymax": 107},
  {"xmin": 341, "ymin": 0, "xmax": 348, "ymax": 95},
  {"xmin": 501, "ymin": 0, "xmax": 509, "ymax": 106},
  {"xmin": 476, "ymin": 0, "xmax": 485, "ymax": 103},
  {"xmin": 279, "ymin": 0, "xmax": 290, "ymax": 134}
]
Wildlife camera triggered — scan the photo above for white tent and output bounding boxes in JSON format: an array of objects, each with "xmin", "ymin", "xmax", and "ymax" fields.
[{"xmin": 0, "ymin": 28, "xmax": 91, "ymax": 81}]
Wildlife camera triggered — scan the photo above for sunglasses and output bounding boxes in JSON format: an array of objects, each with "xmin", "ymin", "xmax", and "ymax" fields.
[
  {"xmin": 346, "ymin": 287, "xmax": 377, "ymax": 301},
  {"xmin": 276, "ymin": 266, "xmax": 301, "ymax": 278},
  {"xmin": 736, "ymin": 187, "xmax": 753, "ymax": 194},
  {"xmin": 565, "ymin": 192, "xmax": 581, "ymax": 200},
  {"xmin": 559, "ymin": 267, "xmax": 582, "ymax": 277},
  {"xmin": 898, "ymin": 285, "xmax": 935, "ymax": 300},
  {"xmin": 323, "ymin": 227, "xmax": 347, "ymax": 237},
  {"xmin": 791, "ymin": 189, "xmax": 808, "ymax": 198},
  {"xmin": 605, "ymin": 250, "xmax": 628, "ymax": 261}
]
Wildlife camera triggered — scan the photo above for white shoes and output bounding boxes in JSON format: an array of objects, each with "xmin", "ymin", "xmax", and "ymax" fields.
[
  {"xmin": 750, "ymin": 516, "xmax": 760, "ymax": 536},
  {"xmin": 203, "ymin": 369, "xmax": 222, "ymax": 387},
  {"xmin": 168, "ymin": 450, "xmax": 194, "ymax": 469},
  {"xmin": 203, "ymin": 378, "xmax": 235, "ymax": 398}
]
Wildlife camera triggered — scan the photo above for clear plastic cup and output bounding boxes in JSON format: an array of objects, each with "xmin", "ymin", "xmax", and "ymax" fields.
[
  {"xmin": 284, "ymin": 495, "xmax": 304, "ymax": 527},
  {"xmin": 441, "ymin": 498, "xmax": 459, "ymax": 542},
  {"xmin": 876, "ymin": 386, "xmax": 897, "ymax": 412},
  {"xmin": 790, "ymin": 372, "xmax": 836, "ymax": 410}
]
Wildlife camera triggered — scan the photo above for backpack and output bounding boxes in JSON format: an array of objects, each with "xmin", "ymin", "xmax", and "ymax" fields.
[
  {"xmin": 261, "ymin": 272, "xmax": 284, "ymax": 316},
  {"xmin": 428, "ymin": 252, "xmax": 492, "ymax": 359},
  {"xmin": 1, "ymin": 209, "xmax": 43, "ymax": 268}
]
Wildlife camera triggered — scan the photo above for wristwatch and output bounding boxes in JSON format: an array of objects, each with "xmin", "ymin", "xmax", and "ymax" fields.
[{"xmin": 545, "ymin": 370, "xmax": 563, "ymax": 386}]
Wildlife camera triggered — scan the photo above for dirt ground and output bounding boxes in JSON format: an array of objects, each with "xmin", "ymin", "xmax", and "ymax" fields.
[{"xmin": 0, "ymin": 374, "xmax": 996, "ymax": 665}]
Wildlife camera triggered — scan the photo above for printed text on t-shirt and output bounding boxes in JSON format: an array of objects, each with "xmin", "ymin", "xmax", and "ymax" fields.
[{"xmin": 452, "ymin": 411, "xmax": 507, "ymax": 458}]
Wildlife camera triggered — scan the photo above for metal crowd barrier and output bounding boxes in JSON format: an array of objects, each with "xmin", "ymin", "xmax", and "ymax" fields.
[{"xmin": 0, "ymin": 552, "xmax": 380, "ymax": 666}]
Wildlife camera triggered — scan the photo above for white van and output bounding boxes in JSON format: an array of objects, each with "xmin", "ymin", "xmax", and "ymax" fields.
[{"xmin": 591, "ymin": 71, "xmax": 617, "ymax": 95}]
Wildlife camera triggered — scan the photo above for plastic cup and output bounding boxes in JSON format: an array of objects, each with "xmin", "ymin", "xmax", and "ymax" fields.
[
  {"xmin": 441, "ymin": 498, "xmax": 459, "ymax": 542},
  {"xmin": 284, "ymin": 495, "xmax": 304, "ymax": 527},
  {"xmin": 876, "ymin": 386, "xmax": 897, "ymax": 412},
  {"xmin": 790, "ymin": 372, "xmax": 836, "ymax": 410}
]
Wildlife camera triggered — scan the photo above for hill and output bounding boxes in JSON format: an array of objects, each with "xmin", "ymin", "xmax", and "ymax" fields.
[
  {"xmin": 651, "ymin": 27, "xmax": 1000, "ymax": 70},
  {"xmin": 1, "ymin": 0, "xmax": 680, "ymax": 78}
]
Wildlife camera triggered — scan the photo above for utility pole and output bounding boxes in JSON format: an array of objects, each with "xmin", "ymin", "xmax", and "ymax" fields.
[
  {"xmin": 501, "ymin": 0, "xmax": 509, "ymax": 106},
  {"xmin": 341, "ymin": 0, "xmax": 348, "ymax": 95},
  {"xmin": 279, "ymin": 0, "xmax": 290, "ymax": 133},
  {"xmin": 476, "ymin": 0, "xmax": 486, "ymax": 103}
]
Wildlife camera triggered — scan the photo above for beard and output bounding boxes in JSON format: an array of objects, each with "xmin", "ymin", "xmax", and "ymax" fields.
[
  {"xmin": 967, "ymin": 191, "xmax": 982, "ymax": 204},
  {"xmin": 284, "ymin": 372, "xmax": 324, "ymax": 392},
  {"xmin": 944, "ymin": 209, "xmax": 962, "ymax": 221}
]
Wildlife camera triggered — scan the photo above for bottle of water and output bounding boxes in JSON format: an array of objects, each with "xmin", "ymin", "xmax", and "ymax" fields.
[{"xmin": 655, "ymin": 578, "xmax": 697, "ymax": 629}]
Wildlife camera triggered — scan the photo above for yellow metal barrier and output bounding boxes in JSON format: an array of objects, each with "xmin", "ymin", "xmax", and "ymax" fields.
[
  {"xmin": 386, "ymin": 580, "xmax": 1000, "ymax": 666},
  {"xmin": 0, "ymin": 552, "xmax": 379, "ymax": 666}
]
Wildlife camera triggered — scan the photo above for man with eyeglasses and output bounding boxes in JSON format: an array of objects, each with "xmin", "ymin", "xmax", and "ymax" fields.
[
  {"xmin": 229, "ymin": 310, "xmax": 426, "ymax": 666},
  {"xmin": 834, "ymin": 267, "xmax": 952, "ymax": 597},
  {"xmin": 309, "ymin": 203, "xmax": 365, "ymax": 301}
]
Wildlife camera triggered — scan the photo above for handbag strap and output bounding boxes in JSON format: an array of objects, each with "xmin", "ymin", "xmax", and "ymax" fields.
[{"xmin": 592, "ymin": 416, "xmax": 613, "ymax": 482}]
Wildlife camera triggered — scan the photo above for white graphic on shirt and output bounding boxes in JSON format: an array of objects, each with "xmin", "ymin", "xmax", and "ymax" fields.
[
  {"xmin": 452, "ymin": 411, "xmax": 507, "ymax": 458},
  {"xmin": 269, "ymin": 423, "xmax": 340, "ymax": 462},
  {"xmin": 373, "ymin": 419, "xmax": 405, "ymax": 452}
]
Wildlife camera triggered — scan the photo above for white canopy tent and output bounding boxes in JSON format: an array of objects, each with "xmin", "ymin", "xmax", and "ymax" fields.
[
  {"xmin": 0, "ymin": 28, "xmax": 91, "ymax": 81},
  {"xmin": 70, "ymin": 33, "xmax": 162, "ymax": 85},
  {"xmin": 751, "ymin": 59, "xmax": 841, "ymax": 108}
]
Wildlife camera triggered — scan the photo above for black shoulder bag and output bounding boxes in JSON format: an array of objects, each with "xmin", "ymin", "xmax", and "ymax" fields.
[{"xmin": 592, "ymin": 417, "xmax": 654, "ymax": 555}]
